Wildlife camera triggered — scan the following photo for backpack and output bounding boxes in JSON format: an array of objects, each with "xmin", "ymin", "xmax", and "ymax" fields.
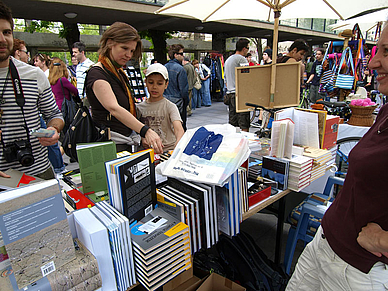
[{"xmin": 216, "ymin": 231, "xmax": 289, "ymax": 291}]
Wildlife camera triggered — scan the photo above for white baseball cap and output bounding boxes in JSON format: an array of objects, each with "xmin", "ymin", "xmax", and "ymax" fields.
[{"xmin": 146, "ymin": 63, "xmax": 169, "ymax": 80}]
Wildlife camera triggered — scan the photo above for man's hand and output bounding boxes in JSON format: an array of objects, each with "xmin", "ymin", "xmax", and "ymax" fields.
[
  {"xmin": 357, "ymin": 222, "xmax": 388, "ymax": 258},
  {"xmin": 38, "ymin": 126, "xmax": 60, "ymax": 147},
  {"xmin": 0, "ymin": 171, "xmax": 10, "ymax": 178}
]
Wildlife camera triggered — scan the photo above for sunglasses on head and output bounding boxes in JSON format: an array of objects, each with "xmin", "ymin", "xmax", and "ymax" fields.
[{"xmin": 53, "ymin": 62, "xmax": 61, "ymax": 66}]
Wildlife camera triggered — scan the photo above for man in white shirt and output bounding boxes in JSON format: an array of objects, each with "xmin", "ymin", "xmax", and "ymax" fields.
[
  {"xmin": 72, "ymin": 41, "xmax": 94, "ymax": 105},
  {"xmin": 224, "ymin": 38, "xmax": 250, "ymax": 132}
]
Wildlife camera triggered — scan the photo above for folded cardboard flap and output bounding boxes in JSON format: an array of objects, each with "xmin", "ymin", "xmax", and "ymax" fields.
[
  {"xmin": 163, "ymin": 267, "xmax": 197, "ymax": 291},
  {"xmin": 197, "ymin": 273, "xmax": 246, "ymax": 291}
]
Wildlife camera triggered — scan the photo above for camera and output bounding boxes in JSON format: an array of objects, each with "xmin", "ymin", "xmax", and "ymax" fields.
[{"xmin": 3, "ymin": 140, "xmax": 34, "ymax": 167}]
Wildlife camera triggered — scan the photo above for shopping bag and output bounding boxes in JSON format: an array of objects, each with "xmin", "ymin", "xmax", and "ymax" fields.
[
  {"xmin": 156, "ymin": 124, "xmax": 250, "ymax": 186},
  {"xmin": 334, "ymin": 47, "xmax": 355, "ymax": 90}
]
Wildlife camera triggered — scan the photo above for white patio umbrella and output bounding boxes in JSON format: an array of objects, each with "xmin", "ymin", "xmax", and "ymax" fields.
[
  {"xmin": 156, "ymin": 0, "xmax": 387, "ymax": 105},
  {"xmin": 328, "ymin": 8, "xmax": 388, "ymax": 39}
]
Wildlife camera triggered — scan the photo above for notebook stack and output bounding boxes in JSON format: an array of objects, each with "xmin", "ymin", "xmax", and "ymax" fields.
[
  {"xmin": 302, "ymin": 147, "xmax": 332, "ymax": 182},
  {"xmin": 285, "ymin": 155, "xmax": 314, "ymax": 192},
  {"xmin": 131, "ymin": 207, "xmax": 191, "ymax": 291}
]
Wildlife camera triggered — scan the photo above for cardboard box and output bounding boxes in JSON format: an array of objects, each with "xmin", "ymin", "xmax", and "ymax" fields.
[
  {"xmin": 163, "ymin": 267, "xmax": 202, "ymax": 291},
  {"xmin": 197, "ymin": 273, "xmax": 246, "ymax": 291}
]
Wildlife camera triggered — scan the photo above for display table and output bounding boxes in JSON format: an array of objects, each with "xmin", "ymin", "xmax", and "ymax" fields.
[{"xmin": 243, "ymin": 189, "xmax": 292, "ymax": 264}]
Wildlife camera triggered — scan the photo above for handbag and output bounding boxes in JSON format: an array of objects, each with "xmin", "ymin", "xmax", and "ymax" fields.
[
  {"xmin": 62, "ymin": 105, "xmax": 110, "ymax": 162},
  {"xmin": 60, "ymin": 78, "xmax": 79, "ymax": 134},
  {"xmin": 334, "ymin": 47, "xmax": 355, "ymax": 90},
  {"xmin": 194, "ymin": 72, "xmax": 202, "ymax": 90}
]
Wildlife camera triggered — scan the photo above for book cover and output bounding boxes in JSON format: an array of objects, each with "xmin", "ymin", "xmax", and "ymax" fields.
[
  {"xmin": 130, "ymin": 208, "xmax": 189, "ymax": 255},
  {"xmin": 261, "ymin": 156, "xmax": 290, "ymax": 190},
  {"xmin": 0, "ymin": 238, "xmax": 100, "ymax": 291},
  {"xmin": 322, "ymin": 115, "xmax": 340, "ymax": 149},
  {"xmin": 0, "ymin": 180, "xmax": 75, "ymax": 289},
  {"xmin": 215, "ymin": 176, "xmax": 234, "ymax": 237},
  {"xmin": 76, "ymin": 141, "xmax": 117, "ymax": 195},
  {"xmin": 116, "ymin": 150, "xmax": 156, "ymax": 225}
]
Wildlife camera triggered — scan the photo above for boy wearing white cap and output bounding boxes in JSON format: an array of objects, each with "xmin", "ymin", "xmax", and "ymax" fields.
[{"xmin": 137, "ymin": 63, "xmax": 184, "ymax": 152}]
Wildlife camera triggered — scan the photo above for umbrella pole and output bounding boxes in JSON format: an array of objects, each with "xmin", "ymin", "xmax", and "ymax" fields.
[{"xmin": 269, "ymin": 11, "xmax": 280, "ymax": 108}]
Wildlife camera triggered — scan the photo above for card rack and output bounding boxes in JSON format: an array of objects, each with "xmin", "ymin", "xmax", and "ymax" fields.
[{"xmin": 125, "ymin": 66, "xmax": 147, "ymax": 103}]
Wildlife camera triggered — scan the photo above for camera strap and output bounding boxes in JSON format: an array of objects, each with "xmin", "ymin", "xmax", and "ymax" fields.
[
  {"xmin": 0, "ymin": 59, "xmax": 31, "ymax": 146},
  {"xmin": 9, "ymin": 58, "xmax": 25, "ymax": 108}
]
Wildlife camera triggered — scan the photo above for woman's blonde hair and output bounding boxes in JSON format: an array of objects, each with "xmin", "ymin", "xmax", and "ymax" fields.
[
  {"xmin": 98, "ymin": 22, "xmax": 142, "ymax": 61},
  {"xmin": 48, "ymin": 57, "xmax": 69, "ymax": 85}
]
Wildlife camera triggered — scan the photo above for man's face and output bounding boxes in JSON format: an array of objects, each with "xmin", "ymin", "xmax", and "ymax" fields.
[
  {"xmin": 0, "ymin": 19, "xmax": 13, "ymax": 65},
  {"xmin": 315, "ymin": 50, "xmax": 323, "ymax": 61},
  {"xmin": 18, "ymin": 45, "xmax": 29, "ymax": 63},
  {"xmin": 72, "ymin": 48, "xmax": 83, "ymax": 63},
  {"xmin": 291, "ymin": 48, "xmax": 306, "ymax": 62},
  {"xmin": 175, "ymin": 49, "xmax": 184, "ymax": 63}
]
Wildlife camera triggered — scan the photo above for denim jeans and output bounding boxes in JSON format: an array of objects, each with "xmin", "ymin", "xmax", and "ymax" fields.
[
  {"xmin": 192, "ymin": 88, "xmax": 201, "ymax": 108},
  {"xmin": 200, "ymin": 78, "xmax": 212, "ymax": 106},
  {"xmin": 40, "ymin": 116, "xmax": 65, "ymax": 173}
]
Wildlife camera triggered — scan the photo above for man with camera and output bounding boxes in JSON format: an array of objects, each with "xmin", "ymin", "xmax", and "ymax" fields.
[{"xmin": 0, "ymin": 1, "xmax": 64, "ymax": 180}]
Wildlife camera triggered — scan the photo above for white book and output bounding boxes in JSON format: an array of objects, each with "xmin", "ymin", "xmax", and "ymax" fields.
[{"xmin": 73, "ymin": 208, "xmax": 116, "ymax": 291}]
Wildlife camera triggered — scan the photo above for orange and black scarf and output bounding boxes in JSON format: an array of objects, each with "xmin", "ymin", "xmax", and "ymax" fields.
[{"xmin": 98, "ymin": 55, "xmax": 136, "ymax": 118}]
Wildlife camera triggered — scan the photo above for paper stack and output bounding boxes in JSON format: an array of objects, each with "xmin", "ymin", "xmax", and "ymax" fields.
[
  {"xmin": 131, "ymin": 208, "xmax": 191, "ymax": 291},
  {"xmin": 285, "ymin": 155, "xmax": 314, "ymax": 192},
  {"xmin": 303, "ymin": 147, "xmax": 332, "ymax": 182}
]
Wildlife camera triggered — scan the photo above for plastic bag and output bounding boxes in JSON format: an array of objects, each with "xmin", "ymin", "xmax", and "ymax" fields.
[{"xmin": 156, "ymin": 124, "xmax": 250, "ymax": 186}]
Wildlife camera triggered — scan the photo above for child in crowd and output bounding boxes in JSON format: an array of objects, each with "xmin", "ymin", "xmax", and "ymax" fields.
[{"xmin": 137, "ymin": 63, "xmax": 184, "ymax": 152}]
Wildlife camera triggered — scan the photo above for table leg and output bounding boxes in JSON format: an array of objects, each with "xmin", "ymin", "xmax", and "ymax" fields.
[{"xmin": 275, "ymin": 196, "xmax": 286, "ymax": 264}]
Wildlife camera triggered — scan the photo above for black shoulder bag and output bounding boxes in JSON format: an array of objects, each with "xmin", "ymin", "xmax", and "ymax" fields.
[
  {"xmin": 60, "ymin": 78, "xmax": 79, "ymax": 135},
  {"xmin": 62, "ymin": 69, "xmax": 110, "ymax": 162}
]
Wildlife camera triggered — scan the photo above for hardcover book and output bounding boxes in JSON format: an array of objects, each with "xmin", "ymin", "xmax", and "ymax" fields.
[
  {"xmin": 76, "ymin": 141, "xmax": 117, "ymax": 196},
  {"xmin": 261, "ymin": 156, "xmax": 290, "ymax": 190},
  {"xmin": 0, "ymin": 180, "xmax": 75, "ymax": 289}
]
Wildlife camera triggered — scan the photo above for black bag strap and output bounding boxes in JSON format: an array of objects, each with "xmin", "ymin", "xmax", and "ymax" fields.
[{"xmin": 59, "ymin": 78, "xmax": 66, "ymax": 102}]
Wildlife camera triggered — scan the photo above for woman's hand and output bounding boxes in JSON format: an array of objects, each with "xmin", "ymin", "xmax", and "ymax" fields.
[
  {"xmin": 357, "ymin": 222, "xmax": 388, "ymax": 258},
  {"xmin": 144, "ymin": 129, "xmax": 163, "ymax": 154}
]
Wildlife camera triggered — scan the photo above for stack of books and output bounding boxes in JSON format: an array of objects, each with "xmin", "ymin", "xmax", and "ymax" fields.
[
  {"xmin": 73, "ymin": 201, "xmax": 137, "ymax": 291},
  {"xmin": 285, "ymin": 155, "xmax": 314, "ymax": 192},
  {"xmin": 302, "ymin": 147, "xmax": 333, "ymax": 182},
  {"xmin": 131, "ymin": 208, "xmax": 191, "ymax": 291}
]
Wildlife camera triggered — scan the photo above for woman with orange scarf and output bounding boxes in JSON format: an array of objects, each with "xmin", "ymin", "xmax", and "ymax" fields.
[{"xmin": 85, "ymin": 22, "xmax": 163, "ymax": 154}]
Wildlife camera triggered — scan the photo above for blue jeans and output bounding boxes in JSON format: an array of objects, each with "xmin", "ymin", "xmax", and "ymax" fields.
[
  {"xmin": 200, "ymin": 78, "xmax": 211, "ymax": 106},
  {"xmin": 40, "ymin": 116, "xmax": 65, "ymax": 173},
  {"xmin": 192, "ymin": 88, "xmax": 201, "ymax": 108}
]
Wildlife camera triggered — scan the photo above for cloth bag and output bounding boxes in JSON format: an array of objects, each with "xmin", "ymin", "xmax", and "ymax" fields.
[
  {"xmin": 156, "ymin": 124, "xmax": 250, "ymax": 186},
  {"xmin": 335, "ymin": 47, "xmax": 355, "ymax": 90},
  {"xmin": 193, "ymin": 72, "xmax": 202, "ymax": 90},
  {"xmin": 62, "ymin": 105, "xmax": 110, "ymax": 162}
]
